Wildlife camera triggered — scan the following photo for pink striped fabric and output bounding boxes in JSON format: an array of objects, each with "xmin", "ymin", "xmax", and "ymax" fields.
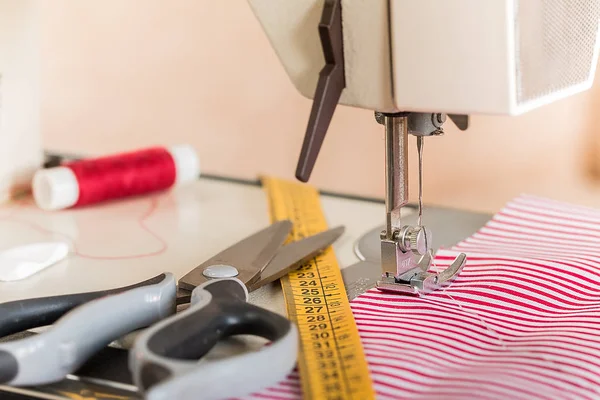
[{"xmin": 249, "ymin": 195, "xmax": 600, "ymax": 399}]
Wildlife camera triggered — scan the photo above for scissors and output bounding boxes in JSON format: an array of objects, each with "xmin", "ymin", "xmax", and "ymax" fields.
[{"xmin": 0, "ymin": 220, "xmax": 344, "ymax": 399}]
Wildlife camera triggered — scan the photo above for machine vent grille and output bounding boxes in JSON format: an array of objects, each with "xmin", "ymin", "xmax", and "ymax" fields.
[{"xmin": 515, "ymin": 0, "xmax": 600, "ymax": 105}]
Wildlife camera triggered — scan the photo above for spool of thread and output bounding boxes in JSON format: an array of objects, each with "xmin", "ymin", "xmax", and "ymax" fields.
[{"xmin": 33, "ymin": 145, "xmax": 200, "ymax": 211}]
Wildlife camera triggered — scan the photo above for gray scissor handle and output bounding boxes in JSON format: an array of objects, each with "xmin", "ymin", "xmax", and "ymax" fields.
[
  {"xmin": 0, "ymin": 273, "xmax": 170, "ymax": 339},
  {"xmin": 0, "ymin": 273, "xmax": 177, "ymax": 386},
  {"xmin": 130, "ymin": 278, "xmax": 298, "ymax": 400}
]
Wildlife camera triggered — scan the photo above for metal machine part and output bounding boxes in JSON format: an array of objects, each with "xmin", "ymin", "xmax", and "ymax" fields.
[
  {"xmin": 343, "ymin": 205, "xmax": 492, "ymax": 300},
  {"xmin": 374, "ymin": 112, "xmax": 468, "ymax": 295},
  {"xmin": 280, "ymin": 0, "xmax": 470, "ymax": 296}
]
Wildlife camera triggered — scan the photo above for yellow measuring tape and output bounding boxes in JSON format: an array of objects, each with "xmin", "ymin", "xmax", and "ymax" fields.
[{"xmin": 262, "ymin": 177, "xmax": 375, "ymax": 400}]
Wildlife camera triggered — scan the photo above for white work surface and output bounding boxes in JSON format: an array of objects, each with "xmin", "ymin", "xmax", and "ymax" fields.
[{"xmin": 0, "ymin": 178, "xmax": 392, "ymax": 316}]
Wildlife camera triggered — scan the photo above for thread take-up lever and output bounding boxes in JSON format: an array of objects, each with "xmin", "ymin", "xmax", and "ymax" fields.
[{"xmin": 295, "ymin": 0, "xmax": 345, "ymax": 183}]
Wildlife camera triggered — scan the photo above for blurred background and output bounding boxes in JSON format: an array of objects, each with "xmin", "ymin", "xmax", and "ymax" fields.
[{"xmin": 40, "ymin": 0, "xmax": 600, "ymax": 213}]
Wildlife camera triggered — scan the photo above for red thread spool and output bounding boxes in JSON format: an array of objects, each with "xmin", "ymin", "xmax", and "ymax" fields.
[{"xmin": 32, "ymin": 145, "xmax": 200, "ymax": 210}]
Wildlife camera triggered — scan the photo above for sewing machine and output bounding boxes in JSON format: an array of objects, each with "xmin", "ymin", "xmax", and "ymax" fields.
[{"xmin": 249, "ymin": 0, "xmax": 600, "ymax": 293}]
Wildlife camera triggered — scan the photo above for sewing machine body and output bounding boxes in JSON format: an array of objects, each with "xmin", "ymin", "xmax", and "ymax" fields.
[
  {"xmin": 249, "ymin": 0, "xmax": 600, "ymax": 293},
  {"xmin": 249, "ymin": 0, "xmax": 600, "ymax": 115}
]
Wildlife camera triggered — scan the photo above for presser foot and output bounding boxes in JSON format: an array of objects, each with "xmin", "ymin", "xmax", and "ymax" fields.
[{"xmin": 377, "ymin": 252, "xmax": 467, "ymax": 295}]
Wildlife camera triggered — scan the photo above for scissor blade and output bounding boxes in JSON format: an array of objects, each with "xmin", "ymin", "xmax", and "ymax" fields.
[
  {"xmin": 247, "ymin": 226, "xmax": 345, "ymax": 292},
  {"xmin": 178, "ymin": 220, "xmax": 293, "ymax": 292}
]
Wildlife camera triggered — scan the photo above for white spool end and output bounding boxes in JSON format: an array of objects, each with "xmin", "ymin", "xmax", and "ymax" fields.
[
  {"xmin": 168, "ymin": 145, "xmax": 200, "ymax": 185},
  {"xmin": 32, "ymin": 167, "xmax": 80, "ymax": 211}
]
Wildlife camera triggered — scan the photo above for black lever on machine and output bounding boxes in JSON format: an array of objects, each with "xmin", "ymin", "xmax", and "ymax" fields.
[{"xmin": 295, "ymin": 0, "xmax": 345, "ymax": 183}]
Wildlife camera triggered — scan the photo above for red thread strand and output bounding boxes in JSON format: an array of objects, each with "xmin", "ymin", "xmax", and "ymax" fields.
[
  {"xmin": 1, "ymin": 196, "xmax": 168, "ymax": 260},
  {"xmin": 65, "ymin": 147, "xmax": 177, "ymax": 207}
]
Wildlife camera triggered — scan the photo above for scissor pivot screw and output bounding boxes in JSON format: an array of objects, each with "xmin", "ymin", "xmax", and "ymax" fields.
[{"xmin": 202, "ymin": 265, "xmax": 239, "ymax": 279}]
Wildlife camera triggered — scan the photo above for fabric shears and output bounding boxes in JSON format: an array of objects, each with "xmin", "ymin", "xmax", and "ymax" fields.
[{"xmin": 0, "ymin": 220, "xmax": 344, "ymax": 399}]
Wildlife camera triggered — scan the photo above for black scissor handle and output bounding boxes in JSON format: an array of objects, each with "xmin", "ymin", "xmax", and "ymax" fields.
[
  {"xmin": 131, "ymin": 279, "xmax": 298, "ymax": 400},
  {"xmin": 0, "ymin": 274, "xmax": 168, "ymax": 339}
]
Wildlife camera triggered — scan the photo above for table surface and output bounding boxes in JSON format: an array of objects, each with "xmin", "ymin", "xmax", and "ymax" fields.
[
  {"xmin": 0, "ymin": 177, "xmax": 403, "ymax": 315},
  {"xmin": 0, "ymin": 176, "xmax": 494, "ymax": 399}
]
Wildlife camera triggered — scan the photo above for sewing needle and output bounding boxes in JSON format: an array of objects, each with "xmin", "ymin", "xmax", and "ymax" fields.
[
  {"xmin": 417, "ymin": 136, "xmax": 424, "ymax": 227},
  {"xmin": 417, "ymin": 135, "xmax": 434, "ymax": 259}
]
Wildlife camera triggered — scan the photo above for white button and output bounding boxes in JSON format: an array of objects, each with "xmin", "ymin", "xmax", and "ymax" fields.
[{"xmin": 203, "ymin": 265, "xmax": 239, "ymax": 278}]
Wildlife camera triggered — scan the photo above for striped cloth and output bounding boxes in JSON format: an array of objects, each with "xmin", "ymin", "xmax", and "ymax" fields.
[{"xmin": 251, "ymin": 195, "xmax": 600, "ymax": 399}]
